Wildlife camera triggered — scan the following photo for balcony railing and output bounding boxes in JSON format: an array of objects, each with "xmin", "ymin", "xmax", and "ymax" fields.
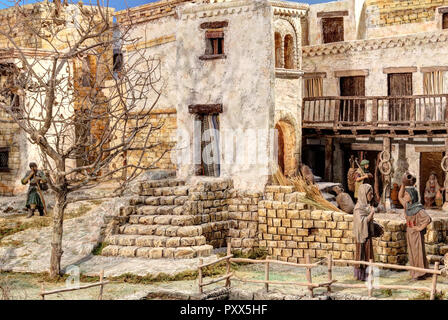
[{"xmin": 303, "ymin": 95, "xmax": 448, "ymax": 130}]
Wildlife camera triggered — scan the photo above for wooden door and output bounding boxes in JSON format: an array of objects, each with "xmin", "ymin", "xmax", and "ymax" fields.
[
  {"xmin": 443, "ymin": 13, "xmax": 448, "ymax": 29},
  {"xmin": 387, "ymin": 73, "xmax": 412, "ymax": 122},
  {"xmin": 340, "ymin": 76, "xmax": 365, "ymax": 123}
]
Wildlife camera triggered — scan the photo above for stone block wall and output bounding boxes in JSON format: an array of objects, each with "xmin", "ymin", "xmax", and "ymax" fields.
[
  {"xmin": 228, "ymin": 190, "xmax": 262, "ymax": 254},
  {"xmin": 187, "ymin": 178, "xmax": 233, "ymax": 248},
  {"xmin": 366, "ymin": 0, "xmax": 448, "ymax": 27},
  {"xmin": 126, "ymin": 109, "xmax": 177, "ymax": 172},
  {"xmin": 425, "ymin": 218, "xmax": 448, "ymax": 258},
  {"xmin": 372, "ymin": 219, "xmax": 407, "ymax": 265},
  {"xmin": 0, "ymin": 109, "xmax": 22, "ymax": 196},
  {"xmin": 256, "ymin": 185, "xmax": 448, "ymax": 265},
  {"xmin": 258, "ymin": 187, "xmax": 356, "ymax": 263}
]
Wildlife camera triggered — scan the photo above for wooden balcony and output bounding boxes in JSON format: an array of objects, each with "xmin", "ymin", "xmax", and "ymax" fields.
[{"xmin": 302, "ymin": 95, "xmax": 448, "ymax": 138}]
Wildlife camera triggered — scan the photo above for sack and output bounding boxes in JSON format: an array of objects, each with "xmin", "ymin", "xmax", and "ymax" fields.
[
  {"xmin": 372, "ymin": 221, "xmax": 384, "ymax": 238},
  {"xmin": 39, "ymin": 182, "xmax": 49, "ymax": 191},
  {"xmin": 347, "ymin": 168, "xmax": 357, "ymax": 192}
]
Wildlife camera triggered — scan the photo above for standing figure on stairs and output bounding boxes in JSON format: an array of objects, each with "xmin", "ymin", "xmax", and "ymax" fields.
[
  {"xmin": 399, "ymin": 172, "xmax": 432, "ymax": 280},
  {"xmin": 353, "ymin": 184, "xmax": 375, "ymax": 281},
  {"xmin": 21, "ymin": 162, "xmax": 47, "ymax": 218}
]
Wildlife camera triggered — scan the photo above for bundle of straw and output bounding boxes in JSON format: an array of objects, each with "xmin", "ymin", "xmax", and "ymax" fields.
[{"xmin": 273, "ymin": 169, "xmax": 341, "ymax": 212}]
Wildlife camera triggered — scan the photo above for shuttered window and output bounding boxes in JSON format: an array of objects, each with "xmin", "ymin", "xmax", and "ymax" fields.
[
  {"xmin": 205, "ymin": 30, "xmax": 224, "ymax": 55},
  {"xmin": 0, "ymin": 147, "xmax": 9, "ymax": 171},
  {"xmin": 322, "ymin": 17, "xmax": 344, "ymax": 43}
]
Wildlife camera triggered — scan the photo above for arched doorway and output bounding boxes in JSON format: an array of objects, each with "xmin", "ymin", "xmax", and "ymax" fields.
[{"xmin": 275, "ymin": 120, "xmax": 296, "ymax": 176}]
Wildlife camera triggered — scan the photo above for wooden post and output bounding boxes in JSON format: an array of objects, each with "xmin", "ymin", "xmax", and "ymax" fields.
[
  {"xmin": 40, "ymin": 283, "xmax": 45, "ymax": 300},
  {"xmin": 334, "ymin": 99, "xmax": 340, "ymax": 128},
  {"xmin": 198, "ymin": 258, "xmax": 203, "ymax": 294},
  {"xmin": 225, "ymin": 242, "xmax": 231, "ymax": 288},
  {"xmin": 368, "ymin": 259, "xmax": 374, "ymax": 297},
  {"xmin": 325, "ymin": 137, "xmax": 333, "ymax": 182},
  {"xmin": 372, "ymin": 98, "xmax": 378, "ymax": 126},
  {"xmin": 264, "ymin": 261, "xmax": 270, "ymax": 293},
  {"xmin": 382, "ymin": 137, "xmax": 392, "ymax": 210},
  {"xmin": 410, "ymin": 98, "xmax": 416, "ymax": 127},
  {"xmin": 430, "ymin": 262, "xmax": 440, "ymax": 300},
  {"xmin": 327, "ymin": 254, "xmax": 333, "ymax": 293},
  {"xmin": 98, "ymin": 269, "xmax": 104, "ymax": 300},
  {"xmin": 443, "ymin": 138, "xmax": 448, "ymax": 204},
  {"xmin": 305, "ymin": 254, "xmax": 313, "ymax": 297}
]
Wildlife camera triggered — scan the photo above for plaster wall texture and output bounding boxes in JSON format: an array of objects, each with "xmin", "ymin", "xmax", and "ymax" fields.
[
  {"xmin": 174, "ymin": 0, "xmax": 275, "ymax": 192},
  {"xmin": 123, "ymin": 14, "xmax": 179, "ymax": 113}
]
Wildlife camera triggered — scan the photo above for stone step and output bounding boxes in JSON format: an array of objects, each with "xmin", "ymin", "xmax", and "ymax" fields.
[
  {"xmin": 139, "ymin": 185, "xmax": 189, "ymax": 197},
  {"xmin": 106, "ymin": 234, "xmax": 206, "ymax": 247},
  {"xmin": 135, "ymin": 205, "xmax": 186, "ymax": 216},
  {"xmin": 139, "ymin": 179, "xmax": 186, "ymax": 192},
  {"xmin": 119, "ymin": 224, "xmax": 203, "ymax": 237},
  {"xmin": 102, "ymin": 244, "xmax": 213, "ymax": 259},
  {"xmin": 130, "ymin": 195, "xmax": 188, "ymax": 206},
  {"xmin": 128, "ymin": 214, "xmax": 200, "ymax": 226}
]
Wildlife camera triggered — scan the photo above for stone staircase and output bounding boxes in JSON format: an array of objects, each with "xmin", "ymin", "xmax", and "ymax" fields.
[{"xmin": 102, "ymin": 179, "xmax": 214, "ymax": 259}]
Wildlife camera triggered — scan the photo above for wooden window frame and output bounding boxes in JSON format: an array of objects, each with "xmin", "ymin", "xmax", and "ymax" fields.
[
  {"xmin": 200, "ymin": 24, "xmax": 227, "ymax": 61},
  {"xmin": 321, "ymin": 17, "xmax": 344, "ymax": 44},
  {"xmin": 0, "ymin": 147, "xmax": 10, "ymax": 172}
]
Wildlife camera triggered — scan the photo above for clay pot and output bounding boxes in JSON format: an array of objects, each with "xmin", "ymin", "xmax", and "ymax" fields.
[{"xmin": 402, "ymin": 171, "xmax": 416, "ymax": 187}]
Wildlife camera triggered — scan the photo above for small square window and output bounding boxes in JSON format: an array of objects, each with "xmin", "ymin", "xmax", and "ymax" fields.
[
  {"xmin": 200, "ymin": 29, "xmax": 226, "ymax": 60},
  {"xmin": 205, "ymin": 30, "xmax": 224, "ymax": 55},
  {"xmin": 0, "ymin": 147, "xmax": 9, "ymax": 172}
]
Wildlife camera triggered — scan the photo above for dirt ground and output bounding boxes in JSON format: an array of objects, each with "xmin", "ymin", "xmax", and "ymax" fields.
[{"xmin": 1, "ymin": 262, "xmax": 447, "ymax": 300}]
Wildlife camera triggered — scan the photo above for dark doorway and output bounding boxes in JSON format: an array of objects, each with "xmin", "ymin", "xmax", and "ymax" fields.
[
  {"xmin": 443, "ymin": 13, "xmax": 448, "ymax": 29},
  {"xmin": 340, "ymin": 76, "xmax": 365, "ymax": 123},
  {"xmin": 387, "ymin": 73, "xmax": 413, "ymax": 122},
  {"xmin": 340, "ymin": 144, "xmax": 380, "ymax": 198},
  {"xmin": 419, "ymin": 152, "xmax": 445, "ymax": 200},
  {"xmin": 302, "ymin": 144, "xmax": 325, "ymax": 179},
  {"xmin": 276, "ymin": 123, "xmax": 285, "ymax": 174}
]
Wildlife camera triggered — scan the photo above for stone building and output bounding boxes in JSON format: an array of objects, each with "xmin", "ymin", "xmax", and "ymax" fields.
[
  {"xmin": 115, "ymin": 0, "xmax": 306, "ymax": 192},
  {"xmin": 0, "ymin": 1, "xmax": 114, "ymax": 195},
  {"xmin": 101, "ymin": 0, "xmax": 448, "ymax": 263},
  {"xmin": 302, "ymin": 0, "xmax": 448, "ymax": 206}
]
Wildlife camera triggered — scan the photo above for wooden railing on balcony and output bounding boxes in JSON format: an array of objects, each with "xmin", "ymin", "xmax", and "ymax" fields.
[{"xmin": 303, "ymin": 95, "xmax": 448, "ymax": 130}]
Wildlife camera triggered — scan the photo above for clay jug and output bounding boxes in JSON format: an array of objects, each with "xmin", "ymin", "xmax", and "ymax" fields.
[{"xmin": 402, "ymin": 171, "xmax": 416, "ymax": 187}]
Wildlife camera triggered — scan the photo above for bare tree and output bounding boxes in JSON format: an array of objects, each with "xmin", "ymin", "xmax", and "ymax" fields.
[{"xmin": 0, "ymin": 0, "xmax": 166, "ymax": 277}]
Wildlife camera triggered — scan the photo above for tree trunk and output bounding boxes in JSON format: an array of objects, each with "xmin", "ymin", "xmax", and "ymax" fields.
[{"xmin": 49, "ymin": 190, "xmax": 67, "ymax": 278}]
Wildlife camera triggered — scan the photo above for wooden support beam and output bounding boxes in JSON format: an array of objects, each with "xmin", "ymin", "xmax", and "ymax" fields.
[
  {"xmin": 188, "ymin": 104, "xmax": 223, "ymax": 114},
  {"xmin": 415, "ymin": 146, "xmax": 445, "ymax": 153},
  {"xmin": 200, "ymin": 21, "xmax": 228, "ymax": 29},
  {"xmin": 383, "ymin": 66, "xmax": 417, "ymax": 74},
  {"xmin": 325, "ymin": 137, "xmax": 333, "ymax": 181},
  {"xmin": 334, "ymin": 69, "xmax": 369, "ymax": 77},
  {"xmin": 383, "ymin": 137, "xmax": 392, "ymax": 209},
  {"xmin": 317, "ymin": 10, "xmax": 349, "ymax": 18}
]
